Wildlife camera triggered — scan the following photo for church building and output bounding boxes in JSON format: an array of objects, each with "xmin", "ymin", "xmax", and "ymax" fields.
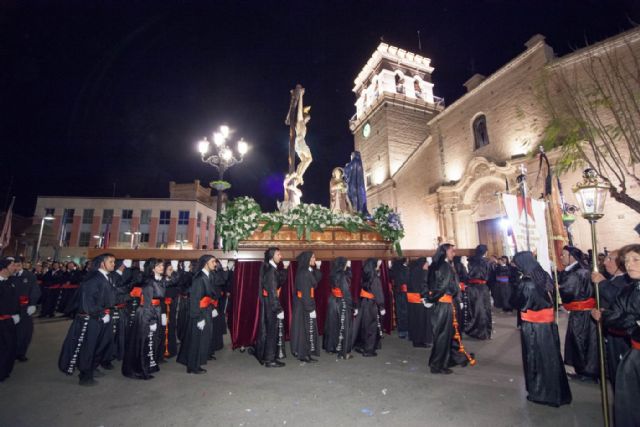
[{"xmin": 351, "ymin": 29, "xmax": 640, "ymax": 254}]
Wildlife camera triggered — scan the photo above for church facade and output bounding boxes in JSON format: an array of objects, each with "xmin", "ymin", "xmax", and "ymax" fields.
[{"xmin": 351, "ymin": 29, "xmax": 640, "ymax": 254}]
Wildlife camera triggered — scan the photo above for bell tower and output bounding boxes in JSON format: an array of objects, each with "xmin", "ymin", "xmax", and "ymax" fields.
[{"xmin": 350, "ymin": 43, "xmax": 444, "ymax": 207}]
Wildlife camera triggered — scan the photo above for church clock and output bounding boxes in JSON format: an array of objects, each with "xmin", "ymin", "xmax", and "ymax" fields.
[{"xmin": 362, "ymin": 122, "xmax": 371, "ymax": 139}]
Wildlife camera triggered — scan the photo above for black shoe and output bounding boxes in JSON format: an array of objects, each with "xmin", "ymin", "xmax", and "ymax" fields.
[
  {"xmin": 362, "ymin": 352, "xmax": 378, "ymax": 357},
  {"xmin": 301, "ymin": 356, "xmax": 318, "ymax": 363},
  {"xmin": 79, "ymin": 378, "xmax": 97, "ymax": 386},
  {"xmin": 187, "ymin": 368, "xmax": 207, "ymax": 374},
  {"xmin": 93, "ymin": 369, "xmax": 105, "ymax": 378},
  {"xmin": 264, "ymin": 361, "xmax": 285, "ymax": 368},
  {"xmin": 208, "ymin": 355, "xmax": 217, "ymax": 361},
  {"xmin": 16, "ymin": 356, "xmax": 28, "ymax": 362},
  {"xmin": 337, "ymin": 354, "xmax": 353, "ymax": 360},
  {"xmin": 568, "ymin": 373, "xmax": 597, "ymax": 383},
  {"xmin": 354, "ymin": 347, "xmax": 364, "ymax": 354},
  {"xmin": 413, "ymin": 343, "xmax": 428, "ymax": 348},
  {"xmin": 101, "ymin": 362, "xmax": 115, "ymax": 370},
  {"xmin": 275, "ymin": 360, "xmax": 285, "ymax": 367}
]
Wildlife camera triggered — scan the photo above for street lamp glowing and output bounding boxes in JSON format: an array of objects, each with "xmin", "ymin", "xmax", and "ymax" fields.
[
  {"xmin": 197, "ymin": 123, "xmax": 251, "ymax": 249},
  {"xmin": 198, "ymin": 138, "xmax": 210, "ymax": 154},
  {"xmin": 213, "ymin": 132, "xmax": 225, "ymax": 146},
  {"xmin": 572, "ymin": 167, "xmax": 611, "ymax": 427},
  {"xmin": 221, "ymin": 147, "xmax": 232, "ymax": 161},
  {"xmin": 573, "ymin": 169, "xmax": 610, "ymax": 219},
  {"xmin": 238, "ymin": 139, "xmax": 248, "ymax": 155}
]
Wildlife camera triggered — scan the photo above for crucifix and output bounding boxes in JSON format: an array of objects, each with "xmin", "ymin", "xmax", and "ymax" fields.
[{"xmin": 285, "ymin": 84, "xmax": 303, "ymax": 175}]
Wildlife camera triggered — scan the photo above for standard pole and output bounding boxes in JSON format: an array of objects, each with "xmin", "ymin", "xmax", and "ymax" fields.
[{"xmin": 590, "ymin": 219, "xmax": 610, "ymax": 427}]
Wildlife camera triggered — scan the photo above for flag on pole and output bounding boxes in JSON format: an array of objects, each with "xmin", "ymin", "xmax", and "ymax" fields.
[
  {"xmin": 501, "ymin": 193, "xmax": 551, "ymax": 275},
  {"xmin": 537, "ymin": 148, "xmax": 569, "ymax": 270},
  {"xmin": 0, "ymin": 197, "xmax": 14, "ymax": 249}
]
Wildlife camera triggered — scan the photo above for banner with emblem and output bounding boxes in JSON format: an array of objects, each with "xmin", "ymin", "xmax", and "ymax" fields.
[{"xmin": 501, "ymin": 194, "xmax": 551, "ymax": 274}]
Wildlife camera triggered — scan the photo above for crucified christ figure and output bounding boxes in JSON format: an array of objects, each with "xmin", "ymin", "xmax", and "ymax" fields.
[{"xmin": 294, "ymin": 88, "xmax": 312, "ymax": 185}]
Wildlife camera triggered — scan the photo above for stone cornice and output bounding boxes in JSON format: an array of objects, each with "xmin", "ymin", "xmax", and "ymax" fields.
[{"xmin": 353, "ymin": 43, "xmax": 434, "ymax": 93}]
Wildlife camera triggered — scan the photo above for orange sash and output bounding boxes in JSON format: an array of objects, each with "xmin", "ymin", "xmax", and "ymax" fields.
[
  {"xmin": 521, "ymin": 308, "xmax": 555, "ymax": 323},
  {"xmin": 130, "ymin": 287, "xmax": 142, "ymax": 298},
  {"xmin": 360, "ymin": 289, "xmax": 374, "ymax": 299},
  {"xmin": 406, "ymin": 292, "xmax": 422, "ymax": 304},
  {"xmin": 331, "ymin": 288, "xmax": 344, "ymax": 298},
  {"xmin": 438, "ymin": 294, "xmax": 453, "ymax": 304},
  {"xmin": 296, "ymin": 289, "xmax": 315, "ymax": 299},
  {"xmin": 632, "ymin": 339, "xmax": 640, "ymax": 351},
  {"xmin": 468, "ymin": 279, "xmax": 487, "ymax": 285},
  {"xmin": 262, "ymin": 288, "xmax": 282, "ymax": 297},
  {"xmin": 459, "ymin": 282, "xmax": 466, "ymax": 292}
]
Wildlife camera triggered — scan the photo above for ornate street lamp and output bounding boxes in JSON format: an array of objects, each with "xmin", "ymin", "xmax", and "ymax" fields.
[
  {"xmin": 33, "ymin": 215, "xmax": 54, "ymax": 262},
  {"xmin": 198, "ymin": 125, "xmax": 249, "ymax": 249},
  {"xmin": 572, "ymin": 168, "xmax": 611, "ymax": 427}
]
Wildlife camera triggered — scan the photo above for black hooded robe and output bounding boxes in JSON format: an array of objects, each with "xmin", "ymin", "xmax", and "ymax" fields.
[
  {"xmin": 177, "ymin": 270, "xmax": 210, "ymax": 372},
  {"xmin": 121, "ymin": 279, "xmax": 160, "ymax": 380},
  {"xmin": 290, "ymin": 252, "xmax": 322, "ymax": 360},
  {"xmin": 0, "ymin": 278, "xmax": 19, "ymax": 382},
  {"xmin": 390, "ymin": 260, "xmax": 410, "ymax": 338},
  {"xmin": 251, "ymin": 263, "xmax": 283, "ymax": 364},
  {"xmin": 493, "ymin": 264, "xmax": 513, "ymax": 311},
  {"xmin": 58, "ymin": 271, "xmax": 110, "ymax": 382},
  {"xmin": 323, "ymin": 260, "xmax": 355, "ymax": 357},
  {"xmin": 407, "ymin": 258, "xmax": 432, "ymax": 347},
  {"xmin": 428, "ymin": 256, "xmax": 469, "ymax": 371},
  {"xmin": 602, "ymin": 280, "xmax": 640, "ymax": 427},
  {"xmin": 510, "ymin": 253, "xmax": 572, "ymax": 407},
  {"xmin": 355, "ymin": 260, "xmax": 385, "ymax": 356},
  {"xmin": 559, "ymin": 263, "xmax": 599, "ymax": 378},
  {"xmin": 465, "ymin": 247, "xmax": 493, "ymax": 340},
  {"xmin": 11, "ymin": 269, "xmax": 41, "ymax": 359},
  {"xmin": 598, "ymin": 274, "xmax": 631, "ymax": 387},
  {"xmin": 208, "ymin": 268, "xmax": 226, "ymax": 356}
]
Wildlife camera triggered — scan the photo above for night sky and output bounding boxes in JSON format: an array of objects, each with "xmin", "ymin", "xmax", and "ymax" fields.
[{"xmin": 2, "ymin": 1, "xmax": 639, "ymax": 216}]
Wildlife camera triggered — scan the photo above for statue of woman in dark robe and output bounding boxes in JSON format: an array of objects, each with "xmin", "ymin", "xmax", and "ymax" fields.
[{"xmin": 344, "ymin": 151, "xmax": 369, "ymax": 216}]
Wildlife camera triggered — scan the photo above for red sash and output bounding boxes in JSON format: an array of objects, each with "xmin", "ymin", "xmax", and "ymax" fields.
[
  {"xmin": 19, "ymin": 296, "xmax": 29, "ymax": 306},
  {"xmin": 563, "ymin": 298, "xmax": 596, "ymax": 311},
  {"xmin": 331, "ymin": 288, "xmax": 343, "ymax": 298},
  {"xmin": 200, "ymin": 296, "xmax": 212, "ymax": 309}
]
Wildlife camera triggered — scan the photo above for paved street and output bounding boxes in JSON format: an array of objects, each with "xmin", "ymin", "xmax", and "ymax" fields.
[{"xmin": 0, "ymin": 310, "xmax": 603, "ymax": 427}]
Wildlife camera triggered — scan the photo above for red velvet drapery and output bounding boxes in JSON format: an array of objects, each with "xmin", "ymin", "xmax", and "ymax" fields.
[{"xmin": 230, "ymin": 259, "xmax": 393, "ymax": 349}]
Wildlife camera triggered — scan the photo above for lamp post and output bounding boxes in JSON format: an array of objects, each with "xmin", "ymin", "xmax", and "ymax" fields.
[
  {"xmin": 198, "ymin": 125, "xmax": 249, "ymax": 249},
  {"xmin": 33, "ymin": 215, "xmax": 54, "ymax": 262},
  {"xmin": 573, "ymin": 168, "xmax": 611, "ymax": 427}
]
